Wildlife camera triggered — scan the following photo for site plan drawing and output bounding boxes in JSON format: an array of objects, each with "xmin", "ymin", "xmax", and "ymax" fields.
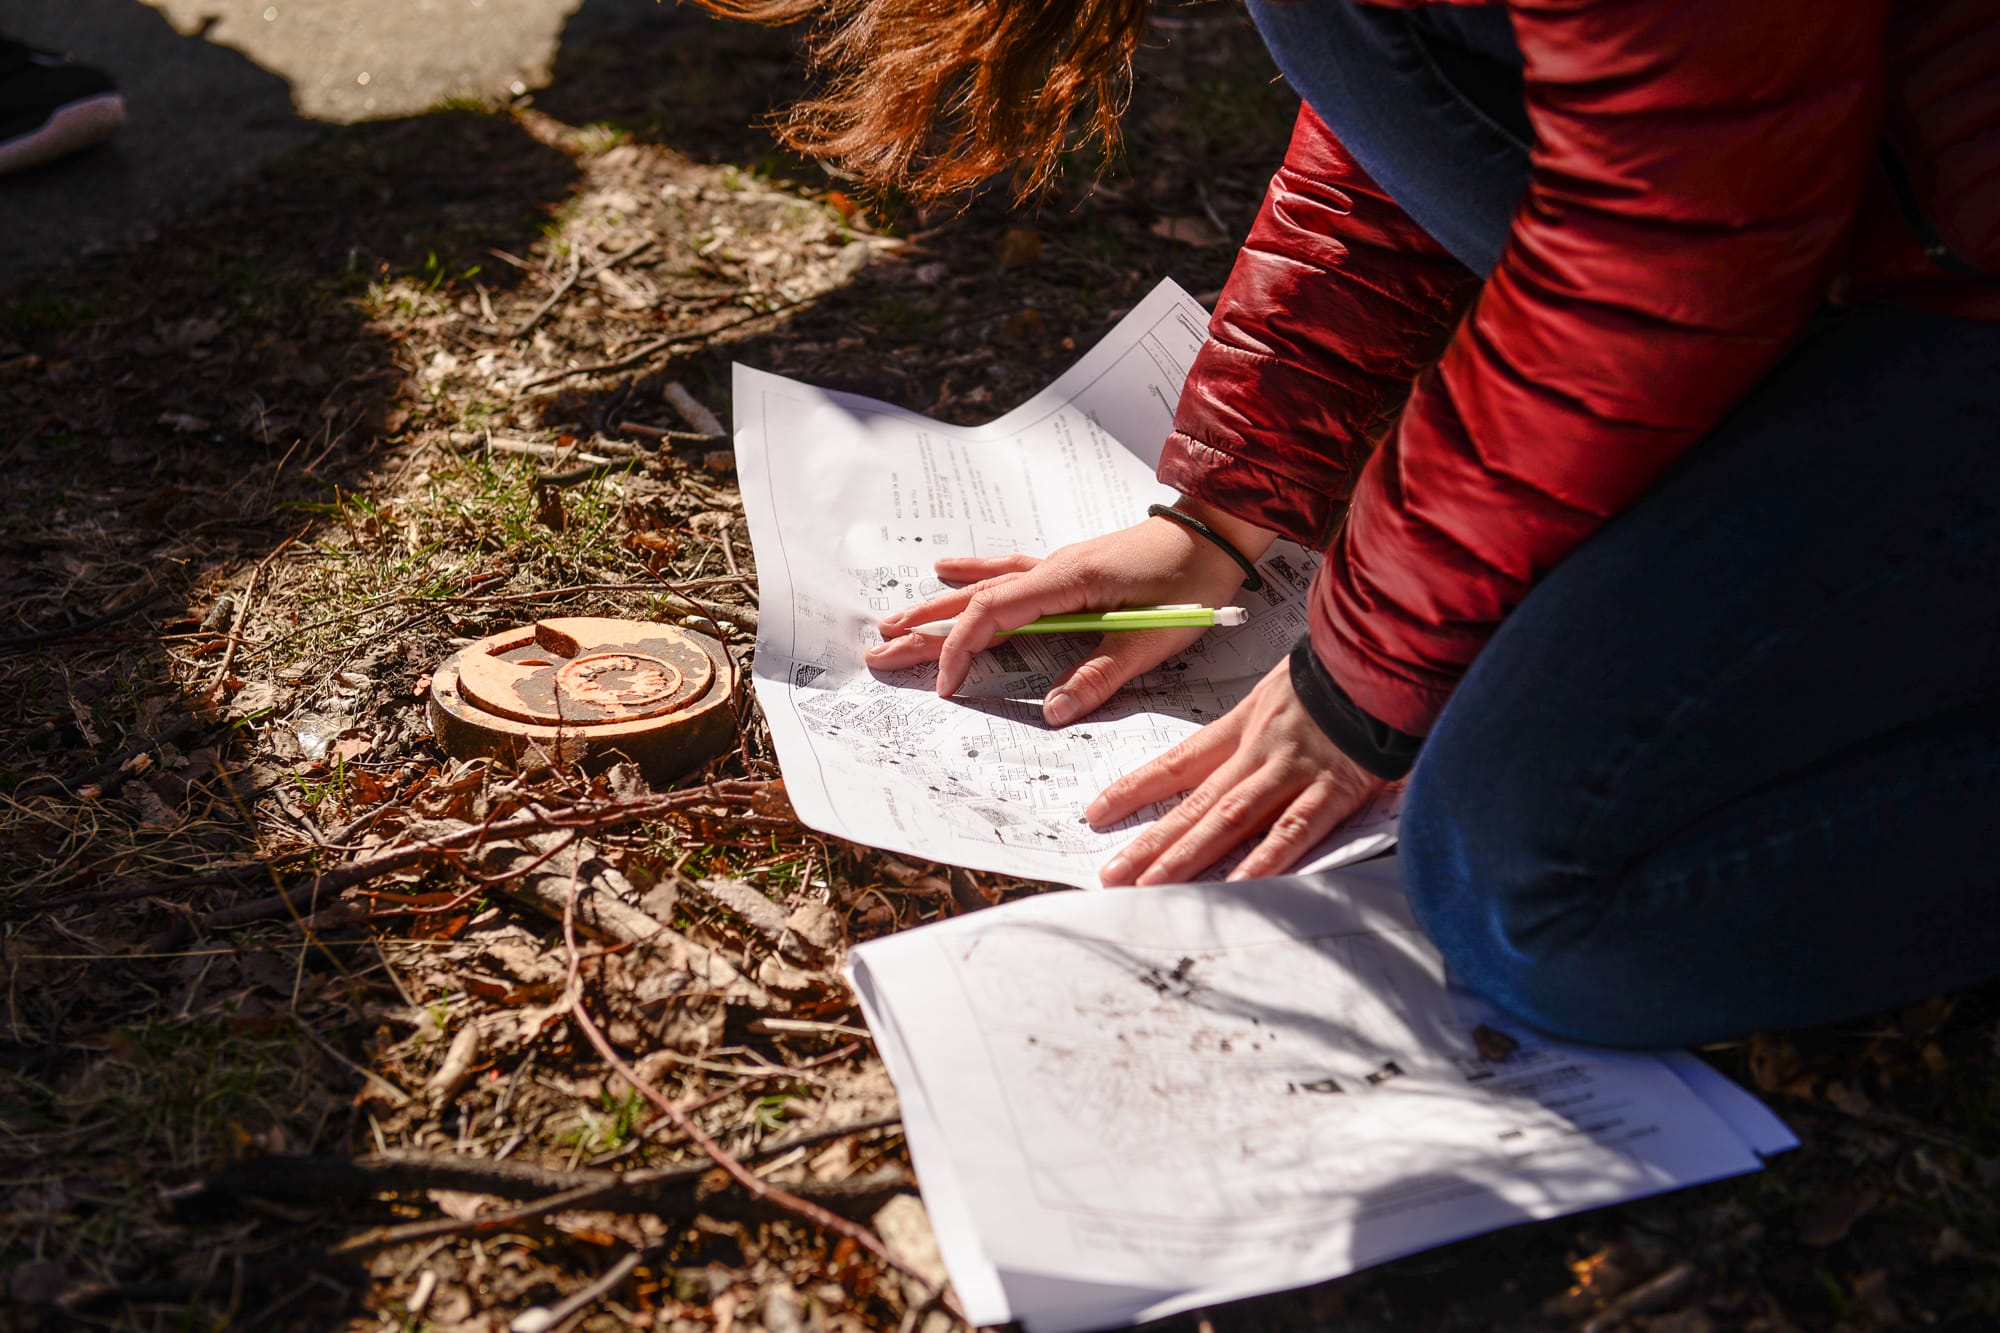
[
  {"xmin": 849, "ymin": 857, "xmax": 1798, "ymax": 1332},
  {"xmin": 736, "ymin": 281, "xmax": 1399, "ymax": 886}
]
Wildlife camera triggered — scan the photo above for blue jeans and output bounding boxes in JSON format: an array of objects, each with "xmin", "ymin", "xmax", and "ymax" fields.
[
  {"xmin": 1402, "ymin": 305, "xmax": 2000, "ymax": 1047},
  {"xmin": 1250, "ymin": 0, "xmax": 2000, "ymax": 1045},
  {"xmin": 1247, "ymin": 0, "xmax": 1527, "ymax": 275}
]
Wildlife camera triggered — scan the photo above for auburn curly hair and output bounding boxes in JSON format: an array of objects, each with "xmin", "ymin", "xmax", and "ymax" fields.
[{"xmin": 693, "ymin": 0, "xmax": 1151, "ymax": 197}]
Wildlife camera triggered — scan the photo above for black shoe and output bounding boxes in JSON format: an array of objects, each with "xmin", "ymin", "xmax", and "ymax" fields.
[{"xmin": 0, "ymin": 38, "xmax": 125, "ymax": 175}]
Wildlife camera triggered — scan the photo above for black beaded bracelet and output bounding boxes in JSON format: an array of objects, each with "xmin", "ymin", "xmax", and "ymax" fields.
[{"xmin": 1146, "ymin": 502, "xmax": 1265, "ymax": 593}]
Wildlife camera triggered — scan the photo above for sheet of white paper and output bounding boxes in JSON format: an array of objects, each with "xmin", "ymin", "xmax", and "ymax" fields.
[
  {"xmin": 736, "ymin": 280, "xmax": 1400, "ymax": 888},
  {"xmin": 850, "ymin": 857, "xmax": 1778, "ymax": 1333},
  {"xmin": 1657, "ymin": 1050, "xmax": 1800, "ymax": 1158}
]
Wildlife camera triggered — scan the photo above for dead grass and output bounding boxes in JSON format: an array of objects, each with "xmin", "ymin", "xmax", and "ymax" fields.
[{"xmin": 3, "ymin": 6, "xmax": 1998, "ymax": 1333}]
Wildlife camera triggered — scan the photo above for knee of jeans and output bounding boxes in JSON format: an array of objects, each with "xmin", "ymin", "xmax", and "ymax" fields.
[
  {"xmin": 1410, "ymin": 884, "xmax": 1654, "ymax": 1046},
  {"xmin": 1403, "ymin": 779, "xmax": 1651, "ymax": 1047}
]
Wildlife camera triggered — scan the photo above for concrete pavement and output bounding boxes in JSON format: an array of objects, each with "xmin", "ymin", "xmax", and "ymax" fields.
[{"xmin": 0, "ymin": 0, "xmax": 667, "ymax": 289}]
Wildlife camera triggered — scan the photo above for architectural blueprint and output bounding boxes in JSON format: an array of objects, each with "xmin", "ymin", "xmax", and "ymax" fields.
[
  {"xmin": 736, "ymin": 282, "xmax": 1398, "ymax": 886},
  {"xmin": 849, "ymin": 857, "xmax": 1797, "ymax": 1332}
]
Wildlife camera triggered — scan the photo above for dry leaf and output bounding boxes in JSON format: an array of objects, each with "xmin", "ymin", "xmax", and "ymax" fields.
[
  {"xmin": 876, "ymin": 857, "xmax": 931, "ymax": 887},
  {"xmin": 1148, "ymin": 214, "xmax": 1230, "ymax": 247},
  {"xmin": 783, "ymin": 901, "xmax": 844, "ymax": 960},
  {"xmin": 696, "ymin": 877, "xmax": 789, "ymax": 942},
  {"xmin": 126, "ymin": 780, "xmax": 178, "ymax": 829},
  {"xmin": 628, "ymin": 530, "xmax": 679, "ymax": 557},
  {"xmin": 1825, "ymin": 1080, "xmax": 1875, "ymax": 1117},
  {"xmin": 428, "ymin": 1189, "xmax": 489, "ymax": 1222},
  {"xmin": 997, "ymin": 227, "xmax": 1042, "ymax": 269},
  {"xmin": 425, "ymin": 1024, "xmax": 482, "ymax": 1108},
  {"xmin": 1849, "ymin": 1268, "xmax": 1901, "ymax": 1327},
  {"xmin": 1746, "ymin": 1032, "xmax": 1803, "ymax": 1095},
  {"xmin": 160, "ymin": 315, "xmax": 223, "ymax": 350},
  {"xmin": 1798, "ymin": 1186, "xmax": 1881, "ymax": 1247},
  {"xmin": 533, "ymin": 485, "xmax": 565, "ymax": 532},
  {"xmin": 1472, "ymin": 1023, "xmax": 1521, "ymax": 1062},
  {"xmin": 346, "ymin": 768, "xmax": 395, "ymax": 805},
  {"xmin": 749, "ymin": 779, "xmax": 794, "ymax": 820},
  {"xmin": 1000, "ymin": 308, "xmax": 1045, "ymax": 342},
  {"xmin": 471, "ymin": 1003, "xmax": 565, "ymax": 1055}
]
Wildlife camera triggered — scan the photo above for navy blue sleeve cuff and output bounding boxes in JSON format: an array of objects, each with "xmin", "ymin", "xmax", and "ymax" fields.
[{"xmin": 1288, "ymin": 635, "xmax": 1423, "ymax": 780}]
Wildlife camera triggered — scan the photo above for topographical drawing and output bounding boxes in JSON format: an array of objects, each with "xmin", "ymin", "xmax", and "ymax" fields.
[
  {"xmin": 737, "ymin": 282, "xmax": 1400, "ymax": 886},
  {"xmin": 849, "ymin": 861, "xmax": 1791, "ymax": 1333},
  {"xmin": 950, "ymin": 920, "xmax": 1657, "ymax": 1226}
]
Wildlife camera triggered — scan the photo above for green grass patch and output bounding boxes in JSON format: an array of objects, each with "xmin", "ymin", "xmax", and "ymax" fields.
[{"xmin": 5, "ymin": 289, "xmax": 103, "ymax": 337}]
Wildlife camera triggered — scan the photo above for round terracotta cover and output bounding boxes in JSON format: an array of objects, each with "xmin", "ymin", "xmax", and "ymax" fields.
[{"xmin": 454, "ymin": 618, "xmax": 715, "ymax": 727}]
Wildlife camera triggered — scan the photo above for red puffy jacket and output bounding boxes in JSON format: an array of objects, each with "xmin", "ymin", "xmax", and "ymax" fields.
[{"xmin": 1162, "ymin": 0, "xmax": 1999, "ymax": 739}]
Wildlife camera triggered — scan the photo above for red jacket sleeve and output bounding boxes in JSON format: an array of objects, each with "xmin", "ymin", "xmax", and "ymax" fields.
[
  {"xmin": 1312, "ymin": 0, "xmax": 1891, "ymax": 735},
  {"xmin": 1159, "ymin": 105, "xmax": 1480, "ymax": 549}
]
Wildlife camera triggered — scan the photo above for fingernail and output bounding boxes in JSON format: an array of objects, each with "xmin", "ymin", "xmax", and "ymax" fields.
[
  {"xmin": 1083, "ymin": 795, "xmax": 1108, "ymax": 826},
  {"xmin": 1045, "ymin": 689, "xmax": 1077, "ymax": 726},
  {"xmin": 865, "ymin": 641, "xmax": 893, "ymax": 658},
  {"xmin": 1099, "ymin": 855, "xmax": 1130, "ymax": 884}
]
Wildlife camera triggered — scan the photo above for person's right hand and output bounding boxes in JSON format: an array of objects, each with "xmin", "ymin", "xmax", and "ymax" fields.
[{"xmin": 865, "ymin": 502, "xmax": 1274, "ymax": 726}]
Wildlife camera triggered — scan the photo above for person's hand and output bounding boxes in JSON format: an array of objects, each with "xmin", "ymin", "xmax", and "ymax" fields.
[
  {"xmin": 1088, "ymin": 659, "xmax": 1384, "ymax": 885},
  {"xmin": 866, "ymin": 501, "xmax": 1274, "ymax": 726}
]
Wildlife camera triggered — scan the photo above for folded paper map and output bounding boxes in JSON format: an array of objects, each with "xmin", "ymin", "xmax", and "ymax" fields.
[
  {"xmin": 849, "ymin": 858, "xmax": 1796, "ymax": 1331},
  {"xmin": 735, "ymin": 281, "xmax": 1398, "ymax": 887}
]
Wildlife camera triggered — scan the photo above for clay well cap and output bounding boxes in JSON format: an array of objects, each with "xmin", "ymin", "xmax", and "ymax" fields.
[{"xmin": 429, "ymin": 617, "xmax": 736, "ymax": 781}]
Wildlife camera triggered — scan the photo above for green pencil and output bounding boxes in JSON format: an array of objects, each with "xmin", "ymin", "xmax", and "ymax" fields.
[{"xmin": 907, "ymin": 603, "xmax": 1249, "ymax": 637}]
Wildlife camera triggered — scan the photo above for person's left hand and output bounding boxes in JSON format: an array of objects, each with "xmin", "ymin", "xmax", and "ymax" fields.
[{"xmin": 1088, "ymin": 659, "xmax": 1385, "ymax": 885}]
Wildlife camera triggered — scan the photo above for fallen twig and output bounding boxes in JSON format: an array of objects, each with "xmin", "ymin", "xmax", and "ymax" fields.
[
  {"xmin": 618, "ymin": 420, "xmax": 724, "ymax": 444},
  {"xmin": 558, "ymin": 868, "xmax": 961, "ymax": 1319},
  {"xmin": 18, "ymin": 712, "xmax": 197, "ymax": 799},
  {"xmin": 442, "ymin": 577, "xmax": 757, "ymax": 606},
  {"xmin": 481, "ymin": 829, "xmax": 776, "ymax": 1008},
  {"xmin": 511, "ymin": 1246, "xmax": 648, "ymax": 1333},
  {"xmin": 663, "ymin": 381, "xmax": 726, "ymax": 438},
  {"xmin": 513, "ymin": 237, "xmax": 656, "ymax": 341},
  {"xmin": 517, "ymin": 305, "xmax": 794, "ymax": 394},
  {"xmin": 60, "ymin": 1260, "xmax": 367, "ymax": 1318},
  {"xmin": 328, "ymin": 1168, "xmax": 910, "ymax": 1259},
  {"xmin": 481, "ymin": 436, "xmax": 642, "ymax": 464},
  {"xmin": 205, "ymin": 526, "xmax": 307, "ymax": 704},
  {"xmin": 512, "ymin": 251, "xmax": 580, "ymax": 342},
  {"xmin": 25, "ymin": 865, "xmax": 266, "ymax": 914},
  {"xmin": 201, "ymin": 782, "xmax": 787, "ymax": 930},
  {"xmin": 686, "ymin": 876, "xmax": 790, "ymax": 945},
  {"xmin": 0, "ymin": 584, "xmax": 170, "ymax": 650},
  {"xmin": 1580, "ymin": 1262, "xmax": 1697, "ymax": 1333},
  {"xmin": 658, "ymin": 586, "xmax": 757, "ymax": 634},
  {"xmin": 238, "ymin": 578, "xmax": 757, "ymax": 662},
  {"xmin": 518, "ymin": 337, "xmax": 679, "ymax": 393},
  {"xmin": 168, "ymin": 1117, "xmax": 903, "ymax": 1219},
  {"xmin": 537, "ymin": 457, "xmax": 644, "ymax": 489}
]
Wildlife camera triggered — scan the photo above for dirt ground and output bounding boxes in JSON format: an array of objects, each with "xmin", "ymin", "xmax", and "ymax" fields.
[{"xmin": 4, "ymin": 7, "xmax": 1999, "ymax": 1333}]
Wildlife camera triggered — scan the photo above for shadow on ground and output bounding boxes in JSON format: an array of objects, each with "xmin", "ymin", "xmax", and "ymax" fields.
[{"xmin": 3, "ymin": 4, "xmax": 1998, "ymax": 1332}]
